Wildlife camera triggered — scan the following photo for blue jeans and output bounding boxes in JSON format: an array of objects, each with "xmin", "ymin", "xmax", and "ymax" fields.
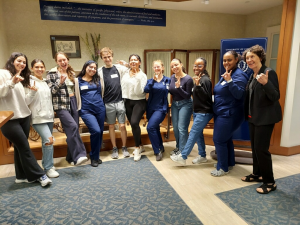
[
  {"xmin": 32, "ymin": 122, "xmax": 54, "ymax": 171},
  {"xmin": 147, "ymin": 110, "xmax": 166, "ymax": 154},
  {"xmin": 171, "ymin": 98, "xmax": 193, "ymax": 151},
  {"xmin": 181, "ymin": 112, "xmax": 213, "ymax": 159}
]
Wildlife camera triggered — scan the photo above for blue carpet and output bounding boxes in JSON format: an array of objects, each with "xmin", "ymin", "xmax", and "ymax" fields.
[
  {"xmin": 0, "ymin": 156, "xmax": 202, "ymax": 225},
  {"xmin": 216, "ymin": 174, "xmax": 300, "ymax": 225}
]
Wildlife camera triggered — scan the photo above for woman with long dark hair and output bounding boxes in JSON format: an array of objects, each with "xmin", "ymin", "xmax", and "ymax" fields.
[
  {"xmin": 211, "ymin": 51, "xmax": 248, "ymax": 176},
  {"xmin": 28, "ymin": 59, "xmax": 58, "ymax": 178},
  {"xmin": 241, "ymin": 45, "xmax": 282, "ymax": 194},
  {"xmin": 0, "ymin": 52, "xmax": 52, "ymax": 187},
  {"xmin": 46, "ymin": 52, "xmax": 88, "ymax": 166},
  {"xmin": 75, "ymin": 60, "xmax": 106, "ymax": 167},
  {"xmin": 168, "ymin": 58, "xmax": 193, "ymax": 156},
  {"xmin": 121, "ymin": 54, "xmax": 147, "ymax": 162},
  {"xmin": 171, "ymin": 57, "xmax": 213, "ymax": 165}
]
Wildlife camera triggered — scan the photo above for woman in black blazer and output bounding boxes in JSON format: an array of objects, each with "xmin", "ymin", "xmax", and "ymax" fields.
[{"xmin": 241, "ymin": 45, "xmax": 282, "ymax": 194}]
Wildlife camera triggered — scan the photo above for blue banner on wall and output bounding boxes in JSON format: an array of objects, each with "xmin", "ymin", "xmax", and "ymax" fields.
[
  {"xmin": 39, "ymin": 0, "xmax": 166, "ymax": 27},
  {"xmin": 220, "ymin": 38, "xmax": 268, "ymax": 141}
]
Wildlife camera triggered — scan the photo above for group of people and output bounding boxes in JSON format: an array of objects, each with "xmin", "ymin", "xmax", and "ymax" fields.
[{"xmin": 0, "ymin": 45, "xmax": 281, "ymax": 194}]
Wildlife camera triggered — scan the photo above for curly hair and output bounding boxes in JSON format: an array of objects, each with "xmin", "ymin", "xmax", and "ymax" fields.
[{"xmin": 242, "ymin": 45, "xmax": 266, "ymax": 65}]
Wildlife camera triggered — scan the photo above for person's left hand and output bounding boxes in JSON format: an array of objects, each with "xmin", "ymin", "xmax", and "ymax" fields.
[
  {"xmin": 256, "ymin": 70, "xmax": 269, "ymax": 85},
  {"xmin": 193, "ymin": 75, "xmax": 200, "ymax": 86},
  {"xmin": 116, "ymin": 60, "xmax": 128, "ymax": 67}
]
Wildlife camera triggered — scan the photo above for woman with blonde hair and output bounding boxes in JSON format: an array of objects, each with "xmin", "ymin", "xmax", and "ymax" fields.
[
  {"xmin": 46, "ymin": 52, "xmax": 88, "ymax": 166},
  {"xmin": 144, "ymin": 60, "xmax": 170, "ymax": 161}
]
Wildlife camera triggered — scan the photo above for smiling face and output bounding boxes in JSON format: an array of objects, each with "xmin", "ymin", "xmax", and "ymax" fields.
[
  {"xmin": 245, "ymin": 51, "xmax": 262, "ymax": 71},
  {"xmin": 170, "ymin": 59, "xmax": 183, "ymax": 74},
  {"xmin": 223, "ymin": 53, "xmax": 238, "ymax": 71},
  {"xmin": 55, "ymin": 53, "xmax": 69, "ymax": 71},
  {"xmin": 85, "ymin": 63, "xmax": 97, "ymax": 78},
  {"xmin": 101, "ymin": 52, "xmax": 113, "ymax": 68},
  {"xmin": 129, "ymin": 55, "xmax": 141, "ymax": 70},
  {"xmin": 153, "ymin": 61, "xmax": 164, "ymax": 75},
  {"xmin": 14, "ymin": 56, "xmax": 27, "ymax": 72},
  {"xmin": 193, "ymin": 59, "xmax": 206, "ymax": 76},
  {"xmin": 32, "ymin": 62, "xmax": 45, "ymax": 79}
]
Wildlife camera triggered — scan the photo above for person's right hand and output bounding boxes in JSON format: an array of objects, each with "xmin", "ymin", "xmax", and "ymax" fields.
[
  {"xmin": 60, "ymin": 74, "xmax": 67, "ymax": 84},
  {"xmin": 12, "ymin": 71, "xmax": 24, "ymax": 84}
]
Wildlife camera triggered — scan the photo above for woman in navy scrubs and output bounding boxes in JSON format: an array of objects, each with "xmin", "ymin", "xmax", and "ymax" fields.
[
  {"xmin": 144, "ymin": 60, "xmax": 170, "ymax": 161},
  {"xmin": 212, "ymin": 51, "xmax": 248, "ymax": 176},
  {"xmin": 75, "ymin": 60, "xmax": 106, "ymax": 167}
]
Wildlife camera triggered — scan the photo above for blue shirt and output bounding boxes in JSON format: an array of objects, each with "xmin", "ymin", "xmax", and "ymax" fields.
[
  {"xmin": 144, "ymin": 76, "xmax": 171, "ymax": 119},
  {"xmin": 78, "ymin": 77, "xmax": 105, "ymax": 115},
  {"xmin": 213, "ymin": 67, "xmax": 248, "ymax": 116}
]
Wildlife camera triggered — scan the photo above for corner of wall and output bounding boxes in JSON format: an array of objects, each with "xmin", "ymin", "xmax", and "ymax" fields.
[{"xmin": 0, "ymin": 0, "xmax": 9, "ymax": 67}]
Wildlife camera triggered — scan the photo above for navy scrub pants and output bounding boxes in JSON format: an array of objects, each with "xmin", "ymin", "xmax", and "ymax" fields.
[
  {"xmin": 80, "ymin": 110, "xmax": 105, "ymax": 161},
  {"xmin": 213, "ymin": 107, "xmax": 244, "ymax": 172},
  {"xmin": 56, "ymin": 96, "xmax": 87, "ymax": 164},
  {"xmin": 147, "ymin": 110, "xmax": 166, "ymax": 154}
]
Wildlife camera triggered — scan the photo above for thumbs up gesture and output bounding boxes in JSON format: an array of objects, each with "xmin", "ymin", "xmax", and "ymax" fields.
[{"xmin": 256, "ymin": 70, "xmax": 269, "ymax": 85}]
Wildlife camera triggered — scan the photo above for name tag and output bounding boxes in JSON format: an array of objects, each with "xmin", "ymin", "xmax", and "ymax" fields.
[
  {"xmin": 166, "ymin": 84, "xmax": 169, "ymax": 90},
  {"xmin": 191, "ymin": 88, "xmax": 194, "ymax": 92},
  {"xmin": 111, "ymin": 74, "xmax": 118, "ymax": 78},
  {"xmin": 221, "ymin": 81, "xmax": 227, "ymax": 86},
  {"xmin": 80, "ymin": 85, "xmax": 88, "ymax": 90}
]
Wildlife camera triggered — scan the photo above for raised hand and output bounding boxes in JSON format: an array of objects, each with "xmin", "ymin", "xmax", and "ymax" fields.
[
  {"xmin": 256, "ymin": 70, "xmax": 269, "ymax": 85},
  {"xmin": 221, "ymin": 67, "xmax": 232, "ymax": 82},
  {"xmin": 28, "ymin": 81, "xmax": 38, "ymax": 91},
  {"xmin": 60, "ymin": 73, "xmax": 67, "ymax": 84},
  {"xmin": 193, "ymin": 75, "xmax": 200, "ymax": 86},
  {"xmin": 175, "ymin": 77, "xmax": 181, "ymax": 88},
  {"xmin": 12, "ymin": 71, "xmax": 24, "ymax": 84}
]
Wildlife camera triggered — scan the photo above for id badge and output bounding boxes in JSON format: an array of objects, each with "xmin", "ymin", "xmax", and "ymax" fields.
[
  {"xmin": 81, "ymin": 85, "xmax": 88, "ymax": 90},
  {"xmin": 111, "ymin": 74, "xmax": 118, "ymax": 78},
  {"xmin": 221, "ymin": 81, "xmax": 227, "ymax": 86}
]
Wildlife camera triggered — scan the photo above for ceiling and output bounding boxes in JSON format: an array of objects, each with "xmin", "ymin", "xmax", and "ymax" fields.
[{"xmin": 58, "ymin": 0, "xmax": 283, "ymax": 15}]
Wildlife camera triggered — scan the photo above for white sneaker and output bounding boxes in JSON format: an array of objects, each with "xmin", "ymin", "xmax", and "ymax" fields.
[
  {"xmin": 38, "ymin": 174, "xmax": 52, "ymax": 187},
  {"xmin": 170, "ymin": 153, "xmax": 186, "ymax": 166},
  {"xmin": 15, "ymin": 179, "xmax": 34, "ymax": 184},
  {"xmin": 211, "ymin": 169, "xmax": 229, "ymax": 177},
  {"xmin": 192, "ymin": 156, "xmax": 208, "ymax": 164},
  {"xmin": 133, "ymin": 148, "xmax": 141, "ymax": 162},
  {"xmin": 132, "ymin": 146, "xmax": 145, "ymax": 155},
  {"xmin": 46, "ymin": 168, "xmax": 60, "ymax": 178},
  {"xmin": 76, "ymin": 156, "xmax": 88, "ymax": 166}
]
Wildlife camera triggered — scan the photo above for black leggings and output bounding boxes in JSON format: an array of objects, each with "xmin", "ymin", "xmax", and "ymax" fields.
[
  {"xmin": 125, "ymin": 99, "xmax": 146, "ymax": 147},
  {"xmin": 1, "ymin": 116, "xmax": 44, "ymax": 182}
]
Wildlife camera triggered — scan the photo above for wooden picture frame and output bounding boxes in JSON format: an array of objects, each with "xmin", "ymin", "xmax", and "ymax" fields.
[{"xmin": 50, "ymin": 35, "xmax": 81, "ymax": 58}]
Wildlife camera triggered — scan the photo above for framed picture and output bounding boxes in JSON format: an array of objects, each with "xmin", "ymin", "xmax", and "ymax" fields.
[{"xmin": 50, "ymin": 35, "xmax": 81, "ymax": 58}]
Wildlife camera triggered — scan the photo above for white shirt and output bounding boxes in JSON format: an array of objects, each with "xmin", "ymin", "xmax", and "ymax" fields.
[
  {"xmin": 0, "ymin": 69, "xmax": 36, "ymax": 120},
  {"xmin": 121, "ymin": 70, "xmax": 147, "ymax": 100}
]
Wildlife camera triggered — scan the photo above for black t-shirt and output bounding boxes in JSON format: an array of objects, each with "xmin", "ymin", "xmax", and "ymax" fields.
[
  {"xmin": 103, "ymin": 66, "xmax": 122, "ymax": 104},
  {"xmin": 192, "ymin": 74, "xmax": 213, "ymax": 114}
]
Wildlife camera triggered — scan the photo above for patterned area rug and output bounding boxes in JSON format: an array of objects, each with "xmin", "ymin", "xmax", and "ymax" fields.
[
  {"xmin": 0, "ymin": 156, "xmax": 202, "ymax": 225},
  {"xmin": 216, "ymin": 174, "xmax": 300, "ymax": 225}
]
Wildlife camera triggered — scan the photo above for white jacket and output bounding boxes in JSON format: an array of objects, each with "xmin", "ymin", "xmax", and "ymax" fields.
[
  {"xmin": 0, "ymin": 69, "xmax": 36, "ymax": 120},
  {"xmin": 27, "ymin": 75, "xmax": 54, "ymax": 124}
]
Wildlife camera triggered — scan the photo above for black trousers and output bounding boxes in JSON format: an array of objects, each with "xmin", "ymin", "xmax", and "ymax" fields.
[
  {"xmin": 125, "ymin": 99, "xmax": 146, "ymax": 147},
  {"xmin": 249, "ymin": 122, "xmax": 275, "ymax": 184},
  {"xmin": 1, "ymin": 116, "xmax": 44, "ymax": 182}
]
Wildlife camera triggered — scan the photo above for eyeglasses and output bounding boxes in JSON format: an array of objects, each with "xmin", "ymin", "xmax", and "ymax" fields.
[{"xmin": 193, "ymin": 65, "xmax": 204, "ymax": 68}]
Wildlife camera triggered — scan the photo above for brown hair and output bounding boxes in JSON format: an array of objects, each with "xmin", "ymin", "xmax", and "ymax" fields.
[
  {"xmin": 242, "ymin": 45, "xmax": 266, "ymax": 65},
  {"xmin": 171, "ymin": 58, "xmax": 187, "ymax": 73},
  {"xmin": 54, "ymin": 52, "xmax": 75, "ymax": 83},
  {"xmin": 100, "ymin": 47, "xmax": 113, "ymax": 59},
  {"xmin": 153, "ymin": 60, "xmax": 165, "ymax": 74}
]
